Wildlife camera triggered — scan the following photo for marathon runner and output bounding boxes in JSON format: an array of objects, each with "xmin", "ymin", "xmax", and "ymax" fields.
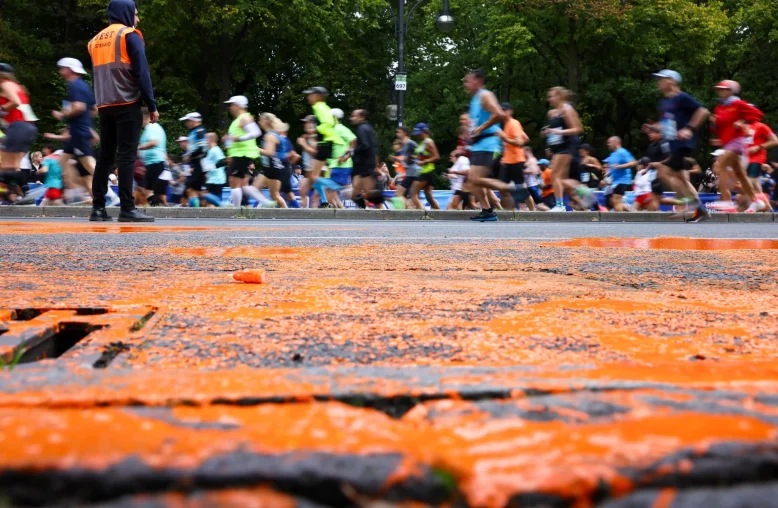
[
  {"xmin": 179, "ymin": 112, "xmax": 207, "ymax": 207},
  {"xmin": 744, "ymin": 114, "xmax": 778, "ymax": 194},
  {"xmin": 412, "ymin": 123, "xmax": 441, "ymax": 210},
  {"xmin": 255, "ymin": 112, "xmax": 288, "ymax": 208},
  {"xmin": 391, "ymin": 127, "xmax": 422, "ymax": 209},
  {"xmin": 222, "ymin": 95, "xmax": 265, "ymax": 208},
  {"xmin": 344, "ymin": 109, "xmax": 382, "ymax": 208},
  {"xmin": 542, "ymin": 86, "xmax": 591, "ymax": 212},
  {"xmin": 138, "ymin": 107, "xmax": 167, "ymax": 206},
  {"xmin": 277, "ymin": 123, "xmax": 301, "ymax": 208},
  {"xmin": 497, "ymin": 104, "xmax": 532, "ymax": 210},
  {"xmin": 0, "ymin": 63, "xmax": 38, "ymax": 203},
  {"xmin": 202, "ymin": 132, "xmax": 226, "ymax": 207},
  {"xmin": 302, "ymin": 86, "xmax": 344, "ymax": 201},
  {"xmin": 297, "ymin": 116, "xmax": 320, "ymax": 208},
  {"xmin": 648, "ymin": 70, "xmax": 710, "ymax": 222},
  {"xmin": 605, "ymin": 136, "xmax": 637, "ymax": 212},
  {"xmin": 38, "ymin": 149, "xmax": 65, "ymax": 206}
]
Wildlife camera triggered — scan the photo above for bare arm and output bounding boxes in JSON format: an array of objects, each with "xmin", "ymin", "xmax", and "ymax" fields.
[
  {"xmin": 0, "ymin": 81, "xmax": 21, "ymax": 111},
  {"xmin": 259, "ymin": 135, "xmax": 277, "ymax": 157},
  {"xmin": 559, "ymin": 105, "xmax": 583, "ymax": 136},
  {"xmin": 678, "ymin": 107, "xmax": 709, "ymax": 140},
  {"xmin": 472, "ymin": 91, "xmax": 505, "ymax": 137}
]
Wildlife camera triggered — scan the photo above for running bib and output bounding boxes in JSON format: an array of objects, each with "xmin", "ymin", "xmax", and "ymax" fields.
[
  {"xmin": 661, "ymin": 118, "xmax": 677, "ymax": 141},
  {"xmin": 547, "ymin": 133, "xmax": 563, "ymax": 146},
  {"xmin": 18, "ymin": 104, "xmax": 38, "ymax": 122},
  {"xmin": 580, "ymin": 172, "xmax": 590, "ymax": 183}
]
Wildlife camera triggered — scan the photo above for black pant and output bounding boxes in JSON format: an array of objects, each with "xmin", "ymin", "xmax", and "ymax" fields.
[
  {"xmin": 93, "ymin": 102, "xmax": 143, "ymax": 211},
  {"xmin": 145, "ymin": 162, "xmax": 168, "ymax": 206}
]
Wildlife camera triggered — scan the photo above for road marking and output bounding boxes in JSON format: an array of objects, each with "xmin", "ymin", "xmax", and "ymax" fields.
[{"xmin": 230, "ymin": 236, "xmax": 572, "ymax": 240}]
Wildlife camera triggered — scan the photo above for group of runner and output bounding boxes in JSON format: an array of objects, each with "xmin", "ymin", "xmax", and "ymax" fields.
[{"xmin": 2, "ymin": 58, "xmax": 776, "ymax": 217}]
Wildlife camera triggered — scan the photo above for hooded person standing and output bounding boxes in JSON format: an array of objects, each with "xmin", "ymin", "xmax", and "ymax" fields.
[{"xmin": 87, "ymin": 0, "xmax": 157, "ymax": 222}]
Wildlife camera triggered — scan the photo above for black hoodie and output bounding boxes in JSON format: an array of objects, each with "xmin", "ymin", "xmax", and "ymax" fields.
[{"xmin": 105, "ymin": 0, "xmax": 156, "ymax": 112}]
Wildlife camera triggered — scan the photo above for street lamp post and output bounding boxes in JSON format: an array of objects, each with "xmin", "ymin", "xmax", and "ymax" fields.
[{"xmin": 393, "ymin": 0, "xmax": 455, "ymax": 127}]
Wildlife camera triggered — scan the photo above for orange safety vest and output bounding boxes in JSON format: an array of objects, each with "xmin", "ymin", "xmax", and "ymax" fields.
[{"xmin": 87, "ymin": 23, "xmax": 144, "ymax": 108}]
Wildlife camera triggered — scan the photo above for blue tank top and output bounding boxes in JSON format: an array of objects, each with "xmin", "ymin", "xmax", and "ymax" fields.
[
  {"xmin": 261, "ymin": 131, "xmax": 285, "ymax": 170},
  {"xmin": 469, "ymin": 89, "xmax": 501, "ymax": 153}
]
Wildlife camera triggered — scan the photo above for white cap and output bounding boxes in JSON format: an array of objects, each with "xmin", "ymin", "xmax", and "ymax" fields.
[
  {"xmin": 178, "ymin": 112, "xmax": 202, "ymax": 122},
  {"xmin": 331, "ymin": 108, "xmax": 344, "ymax": 120},
  {"xmin": 57, "ymin": 57, "xmax": 88, "ymax": 75},
  {"xmin": 176, "ymin": 136, "xmax": 188, "ymax": 142},
  {"xmin": 711, "ymin": 149, "xmax": 725, "ymax": 157},
  {"xmin": 224, "ymin": 95, "xmax": 249, "ymax": 109},
  {"xmin": 653, "ymin": 69, "xmax": 682, "ymax": 84},
  {"xmin": 54, "ymin": 149, "xmax": 64, "ymax": 155}
]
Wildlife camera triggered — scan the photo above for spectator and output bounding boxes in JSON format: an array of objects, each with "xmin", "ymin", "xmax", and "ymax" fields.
[
  {"xmin": 606, "ymin": 136, "xmax": 637, "ymax": 212},
  {"xmin": 538, "ymin": 159, "xmax": 555, "ymax": 210},
  {"xmin": 523, "ymin": 147, "xmax": 543, "ymax": 207},
  {"xmin": 633, "ymin": 158, "xmax": 657, "ymax": 211},
  {"xmin": 27, "ymin": 151, "xmax": 42, "ymax": 184},
  {"xmin": 38, "ymin": 149, "xmax": 65, "ymax": 206}
]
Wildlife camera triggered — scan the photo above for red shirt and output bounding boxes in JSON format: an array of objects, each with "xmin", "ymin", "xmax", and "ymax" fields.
[
  {"xmin": 747, "ymin": 122, "xmax": 775, "ymax": 164},
  {"xmin": 712, "ymin": 100, "xmax": 763, "ymax": 146},
  {"xmin": 0, "ymin": 82, "xmax": 32, "ymax": 123}
]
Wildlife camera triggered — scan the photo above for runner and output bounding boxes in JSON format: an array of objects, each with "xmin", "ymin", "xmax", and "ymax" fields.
[
  {"xmin": 255, "ymin": 112, "xmax": 288, "ymax": 208},
  {"xmin": 0, "ymin": 62, "xmax": 39, "ymax": 203},
  {"xmin": 302, "ymin": 86, "xmax": 343, "ymax": 197},
  {"xmin": 297, "ymin": 115, "xmax": 320, "ymax": 208},
  {"xmin": 632, "ymin": 158, "xmax": 657, "ymax": 211},
  {"xmin": 277, "ymin": 123, "xmax": 300, "ymax": 208},
  {"xmin": 538, "ymin": 159, "xmax": 555, "ymax": 211},
  {"xmin": 202, "ymin": 132, "xmax": 226, "ymax": 207},
  {"xmin": 523, "ymin": 147, "xmax": 543, "ymax": 208},
  {"xmin": 710, "ymin": 80, "xmax": 765, "ymax": 212},
  {"xmin": 38, "ymin": 149, "xmax": 65, "ymax": 206},
  {"xmin": 542, "ymin": 86, "xmax": 589, "ymax": 212},
  {"xmin": 178, "ymin": 112, "xmax": 207, "ymax": 207},
  {"xmin": 138, "ymin": 107, "xmax": 167, "ymax": 206},
  {"xmin": 316, "ymin": 108, "xmax": 357, "ymax": 209},
  {"xmin": 343, "ymin": 109, "xmax": 382, "ymax": 208},
  {"xmin": 497, "ymin": 104, "xmax": 532, "ymax": 210},
  {"xmin": 54, "ymin": 58, "xmax": 97, "ymax": 204},
  {"xmin": 648, "ymin": 69, "xmax": 710, "ymax": 222},
  {"xmin": 391, "ymin": 127, "xmax": 423, "ymax": 209},
  {"xmin": 446, "ymin": 144, "xmax": 471, "ymax": 210},
  {"xmin": 605, "ymin": 136, "xmax": 637, "ymax": 212},
  {"xmin": 411, "ymin": 123, "xmax": 441, "ymax": 210},
  {"xmin": 745, "ymin": 116, "xmax": 778, "ymax": 193},
  {"xmin": 578, "ymin": 144, "xmax": 603, "ymax": 189},
  {"xmin": 222, "ymin": 95, "xmax": 265, "ymax": 208}
]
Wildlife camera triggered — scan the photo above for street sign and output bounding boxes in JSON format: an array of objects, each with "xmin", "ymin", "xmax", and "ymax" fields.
[{"xmin": 395, "ymin": 74, "xmax": 407, "ymax": 91}]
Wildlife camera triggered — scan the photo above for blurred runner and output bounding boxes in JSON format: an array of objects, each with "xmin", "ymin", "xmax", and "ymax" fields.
[
  {"xmin": 138, "ymin": 107, "xmax": 167, "ymax": 206},
  {"xmin": 255, "ymin": 112, "xmax": 287, "ymax": 207},
  {"xmin": 179, "ymin": 112, "xmax": 207, "ymax": 207},
  {"xmin": 38, "ymin": 149, "xmax": 65, "ymax": 206},
  {"xmin": 303, "ymin": 86, "xmax": 343, "ymax": 201},
  {"xmin": 498, "ymin": 103, "xmax": 532, "ymax": 210},
  {"xmin": 344, "ymin": 109, "xmax": 383, "ymax": 208},
  {"xmin": 605, "ymin": 136, "xmax": 637, "ymax": 212},
  {"xmin": 0, "ymin": 62, "xmax": 38, "ymax": 203},
  {"xmin": 202, "ymin": 132, "xmax": 226, "ymax": 207},
  {"xmin": 745, "ymin": 118, "xmax": 778, "ymax": 193},
  {"xmin": 297, "ymin": 115, "xmax": 320, "ymax": 208},
  {"xmin": 412, "ymin": 122, "xmax": 441, "ymax": 209},
  {"xmin": 222, "ymin": 95, "xmax": 265, "ymax": 208}
]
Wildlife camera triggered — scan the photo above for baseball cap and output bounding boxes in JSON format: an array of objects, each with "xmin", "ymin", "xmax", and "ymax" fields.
[
  {"xmin": 303, "ymin": 86, "xmax": 328, "ymax": 96},
  {"xmin": 176, "ymin": 136, "xmax": 188, "ymax": 142},
  {"xmin": 711, "ymin": 149, "xmax": 726, "ymax": 157},
  {"xmin": 639, "ymin": 157, "xmax": 651, "ymax": 166},
  {"xmin": 500, "ymin": 102, "xmax": 514, "ymax": 111},
  {"xmin": 538, "ymin": 159, "xmax": 550, "ymax": 166},
  {"xmin": 653, "ymin": 69, "xmax": 682, "ymax": 83},
  {"xmin": 412, "ymin": 122, "xmax": 430, "ymax": 135},
  {"xmin": 54, "ymin": 149, "xmax": 64, "ymax": 156},
  {"xmin": 301, "ymin": 114, "xmax": 316, "ymax": 123},
  {"xmin": 178, "ymin": 112, "xmax": 202, "ymax": 122},
  {"xmin": 714, "ymin": 80, "xmax": 741, "ymax": 94},
  {"xmin": 331, "ymin": 108, "xmax": 344, "ymax": 120},
  {"xmin": 0, "ymin": 63, "xmax": 13, "ymax": 74},
  {"xmin": 224, "ymin": 95, "xmax": 249, "ymax": 108},
  {"xmin": 57, "ymin": 57, "xmax": 88, "ymax": 75}
]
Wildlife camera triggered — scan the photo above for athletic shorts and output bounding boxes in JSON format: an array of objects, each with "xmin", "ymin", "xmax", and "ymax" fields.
[
  {"xmin": 75, "ymin": 161, "xmax": 91, "ymax": 178},
  {"xmin": 612, "ymin": 183, "xmax": 631, "ymax": 196},
  {"xmin": 0, "ymin": 122, "xmax": 37, "ymax": 153},
  {"xmin": 723, "ymin": 137, "xmax": 746, "ymax": 155},
  {"xmin": 635, "ymin": 193, "xmax": 653, "ymax": 207},
  {"xmin": 568, "ymin": 159, "xmax": 583, "ymax": 182},
  {"xmin": 542, "ymin": 194, "xmax": 556, "ymax": 208},
  {"xmin": 401, "ymin": 176, "xmax": 417, "ymax": 189},
  {"xmin": 262, "ymin": 164, "xmax": 284, "ymax": 182},
  {"xmin": 205, "ymin": 184, "xmax": 223, "ymax": 197},
  {"xmin": 330, "ymin": 167, "xmax": 352, "ymax": 187},
  {"xmin": 528, "ymin": 186, "xmax": 542, "ymax": 202},
  {"xmin": 280, "ymin": 166, "xmax": 293, "ymax": 194},
  {"xmin": 229, "ymin": 156, "xmax": 253, "ymax": 179},
  {"xmin": 419, "ymin": 172, "xmax": 436, "ymax": 186},
  {"xmin": 63, "ymin": 132, "xmax": 93, "ymax": 158},
  {"xmin": 666, "ymin": 147, "xmax": 693, "ymax": 172},
  {"xmin": 651, "ymin": 179, "xmax": 664, "ymax": 195},
  {"xmin": 315, "ymin": 142, "xmax": 333, "ymax": 162},
  {"xmin": 186, "ymin": 159, "xmax": 205, "ymax": 191},
  {"xmin": 500, "ymin": 162, "xmax": 525, "ymax": 185},
  {"xmin": 747, "ymin": 162, "xmax": 764, "ymax": 178},
  {"xmin": 352, "ymin": 165, "xmax": 375, "ymax": 179},
  {"xmin": 45, "ymin": 188, "xmax": 63, "ymax": 200},
  {"xmin": 454, "ymin": 190, "xmax": 469, "ymax": 199},
  {"xmin": 469, "ymin": 151, "xmax": 495, "ymax": 168},
  {"xmin": 144, "ymin": 162, "xmax": 165, "ymax": 189}
]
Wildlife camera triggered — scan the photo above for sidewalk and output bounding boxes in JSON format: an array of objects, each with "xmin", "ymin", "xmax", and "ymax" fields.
[{"xmin": 0, "ymin": 206, "xmax": 775, "ymax": 222}]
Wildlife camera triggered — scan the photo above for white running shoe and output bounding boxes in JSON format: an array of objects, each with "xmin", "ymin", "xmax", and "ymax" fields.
[{"xmin": 549, "ymin": 205, "xmax": 567, "ymax": 212}]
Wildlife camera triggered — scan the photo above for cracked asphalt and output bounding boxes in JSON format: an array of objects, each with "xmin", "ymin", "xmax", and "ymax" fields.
[{"xmin": 1, "ymin": 218, "xmax": 778, "ymax": 507}]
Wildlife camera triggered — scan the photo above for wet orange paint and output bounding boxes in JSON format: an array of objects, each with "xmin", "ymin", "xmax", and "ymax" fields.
[{"xmin": 551, "ymin": 237, "xmax": 778, "ymax": 250}]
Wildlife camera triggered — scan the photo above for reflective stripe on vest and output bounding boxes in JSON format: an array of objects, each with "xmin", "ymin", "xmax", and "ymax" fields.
[{"xmin": 88, "ymin": 24, "xmax": 143, "ymax": 108}]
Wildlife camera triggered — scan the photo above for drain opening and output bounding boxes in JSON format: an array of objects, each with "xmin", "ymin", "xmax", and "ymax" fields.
[
  {"xmin": 17, "ymin": 323, "xmax": 104, "ymax": 364},
  {"xmin": 10, "ymin": 308, "xmax": 108, "ymax": 321}
]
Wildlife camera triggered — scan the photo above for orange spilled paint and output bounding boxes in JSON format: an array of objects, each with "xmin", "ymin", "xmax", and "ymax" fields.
[{"xmin": 551, "ymin": 237, "xmax": 778, "ymax": 250}]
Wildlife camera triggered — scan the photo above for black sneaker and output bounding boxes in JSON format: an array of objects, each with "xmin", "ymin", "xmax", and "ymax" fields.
[
  {"xmin": 686, "ymin": 206, "xmax": 711, "ymax": 223},
  {"xmin": 89, "ymin": 208, "xmax": 112, "ymax": 222},
  {"xmin": 118, "ymin": 209, "xmax": 154, "ymax": 222},
  {"xmin": 470, "ymin": 210, "xmax": 498, "ymax": 222}
]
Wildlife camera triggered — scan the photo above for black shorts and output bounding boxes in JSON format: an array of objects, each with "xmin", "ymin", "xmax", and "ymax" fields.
[
  {"xmin": 500, "ymin": 162, "xmax": 525, "ymax": 185},
  {"xmin": 280, "ymin": 165, "xmax": 293, "ymax": 194},
  {"xmin": 612, "ymin": 183, "xmax": 631, "ymax": 196},
  {"xmin": 144, "ymin": 162, "xmax": 165, "ymax": 189},
  {"xmin": 186, "ymin": 159, "xmax": 205, "ymax": 191},
  {"xmin": 400, "ymin": 176, "xmax": 417, "ymax": 189},
  {"xmin": 567, "ymin": 159, "xmax": 583, "ymax": 182},
  {"xmin": 550, "ymin": 144, "xmax": 575, "ymax": 156},
  {"xmin": 469, "ymin": 151, "xmax": 495, "ymax": 168},
  {"xmin": 263, "ymin": 164, "xmax": 284, "ymax": 182},
  {"xmin": 0, "ymin": 121, "xmax": 37, "ymax": 153},
  {"xmin": 353, "ymin": 165, "xmax": 376, "ymax": 179},
  {"xmin": 651, "ymin": 179, "xmax": 664, "ymax": 195},
  {"xmin": 419, "ymin": 172, "xmax": 436, "ymax": 186},
  {"xmin": 542, "ymin": 194, "xmax": 556, "ymax": 208},
  {"xmin": 63, "ymin": 132, "xmax": 93, "ymax": 158},
  {"xmin": 206, "ymin": 183, "xmax": 223, "ymax": 196},
  {"xmin": 75, "ymin": 161, "xmax": 91, "ymax": 177},
  {"xmin": 666, "ymin": 147, "xmax": 693, "ymax": 172},
  {"xmin": 454, "ymin": 190, "xmax": 469, "ymax": 199},
  {"xmin": 315, "ymin": 142, "xmax": 333, "ymax": 162},
  {"xmin": 747, "ymin": 162, "xmax": 763, "ymax": 178},
  {"xmin": 229, "ymin": 156, "xmax": 253, "ymax": 179}
]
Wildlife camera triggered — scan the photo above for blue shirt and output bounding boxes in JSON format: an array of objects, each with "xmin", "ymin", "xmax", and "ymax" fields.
[
  {"xmin": 139, "ymin": 123, "xmax": 167, "ymax": 165},
  {"xmin": 65, "ymin": 78, "xmax": 95, "ymax": 136},
  {"xmin": 469, "ymin": 89, "xmax": 501, "ymax": 153},
  {"xmin": 42, "ymin": 157, "xmax": 63, "ymax": 190},
  {"xmin": 204, "ymin": 146, "xmax": 226, "ymax": 185},
  {"xmin": 658, "ymin": 92, "xmax": 703, "ymax": 150},
  {"xmin": 608, "ymin": 147, "xmax": 635, "ymax": 185},
  {"xmin": 186, "ymin": 126, "xmax": 207, "ymax": 159}
]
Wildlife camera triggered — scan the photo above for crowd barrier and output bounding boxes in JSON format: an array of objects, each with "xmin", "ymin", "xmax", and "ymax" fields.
[{"xmin": 24, "ymin": 184, "xmax": 727, "ymax": 212}]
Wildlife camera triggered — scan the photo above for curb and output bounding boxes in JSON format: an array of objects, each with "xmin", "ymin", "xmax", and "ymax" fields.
[{"xmin": 0, "ymin": 206, "xmax": 775, "ymax": 223}]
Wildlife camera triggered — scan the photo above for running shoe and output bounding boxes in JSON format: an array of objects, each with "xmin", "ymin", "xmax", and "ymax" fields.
[
  {"xmin": 390, "ymin": 197, "xmax": 406, "ymax": 210},
  {"xmin": 575, "ymin": 186, "xmax": 596, "ymax": 209},
  {"xmin": 470, "ymin": 210, "xmax": 498, "ymax": 222},
  {"xmin": 686, "ymin": 205, "xmax": 711, "ymax": 223},
  {"xmin": 259, "ymin": 200, "xmax": 278, "ymax": 209},
  {"xmin": 548, "ymin": 205, "xmax": 567, "ymax": 212}
]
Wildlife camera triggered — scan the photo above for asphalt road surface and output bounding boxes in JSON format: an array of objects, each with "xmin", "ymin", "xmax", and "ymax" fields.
[{"xmin": 1, "ymin": 218, "xmax": 778, "ymax": 507}]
